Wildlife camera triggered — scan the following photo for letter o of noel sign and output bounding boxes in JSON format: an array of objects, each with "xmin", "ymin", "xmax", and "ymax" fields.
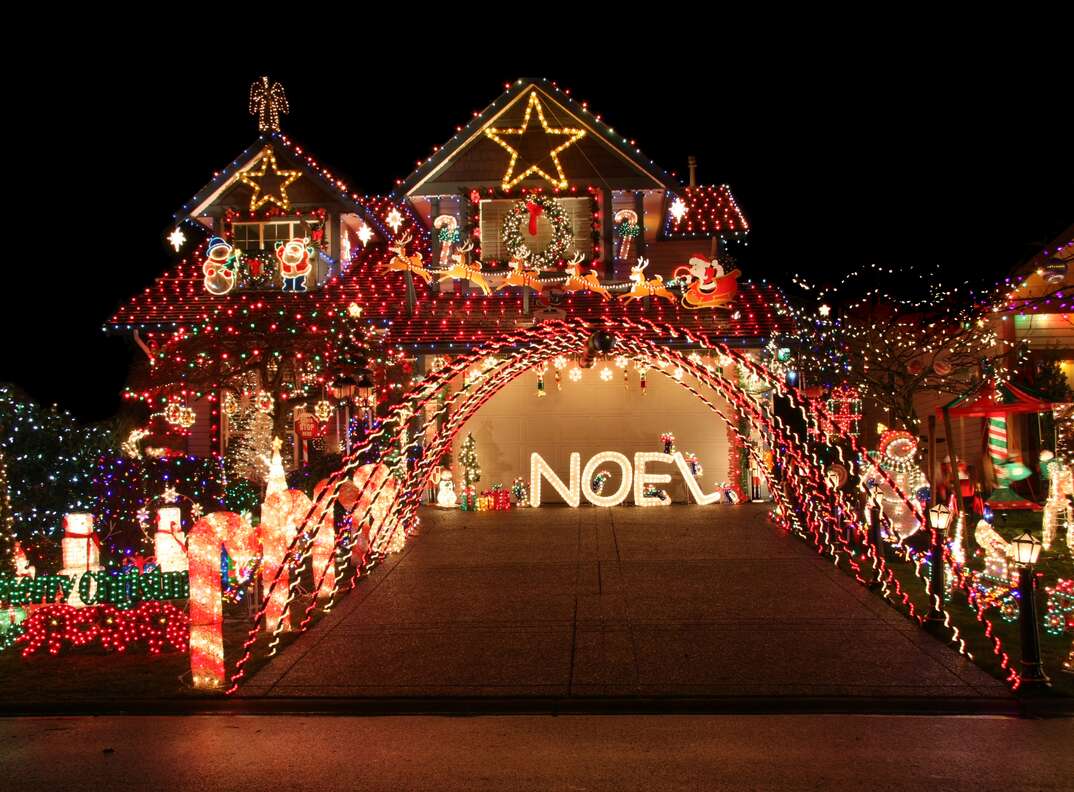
[{"xmin": 529, "ymin": 451, "xmax": 724, "ymax": 507}]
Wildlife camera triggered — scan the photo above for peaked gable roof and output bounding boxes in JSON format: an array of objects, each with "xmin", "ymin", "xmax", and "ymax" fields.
[
  {"xmin": 397, "ymin": 78, "xmax": 683, "ymax": 196},
  {"xmin": 175, "ymin": 132, "xmax": 390, "ymax": 235}
]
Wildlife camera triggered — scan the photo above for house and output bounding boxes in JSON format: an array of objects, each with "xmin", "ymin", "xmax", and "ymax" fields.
[{"xmin": 105, "ymin": 78, "xmax": 794, "ymax": 499}]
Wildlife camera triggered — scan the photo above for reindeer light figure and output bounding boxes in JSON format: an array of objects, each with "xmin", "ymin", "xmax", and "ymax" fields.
[
  {"xmin": 497, "ymin": 249, "xmax": 544, "ymax": 294},
  {"xmin": 563, "ymin": 251, "xmax": 610, "ymax": 300},
  {"xmin": 437, "ymin": 241, "xmax": 492, "ymax": 295},
  {"xmin": 381, "ymin": 231, "xmax": 433, "ymax": 283},
  {"xmin": 619, "ymin": 258, "xmax": 676, "ymax": 303}
]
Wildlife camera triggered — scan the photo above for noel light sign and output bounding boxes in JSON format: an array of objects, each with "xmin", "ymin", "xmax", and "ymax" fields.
[{"xmin": 529, "ymin": 451, "xmax": 724, "ymax": 507}]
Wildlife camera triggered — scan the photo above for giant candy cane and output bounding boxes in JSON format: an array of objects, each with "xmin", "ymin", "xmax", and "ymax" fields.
[
  {"xmin": 433, "ymin": 215, "xmax": 459, "ymax": 269},
  {"xmin": 260, "ymin": 489, "xmax": 313, "ymax": 632},
  {"xmin": 189, "ymin": 512, "xmax": 260, "ymax": 689},
  {"xmin": 614, "ymin": 209, "xmax": 640, "ymax": 260},
  {"xmin": 309, "ymin": 480, "xmax": 339, "ymax": 598}
]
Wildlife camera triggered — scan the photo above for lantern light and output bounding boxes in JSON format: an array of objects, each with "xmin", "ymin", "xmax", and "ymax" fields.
[{"xmin": 1011, "ymin": 532, "xmax": 1042, "ymax": 566}]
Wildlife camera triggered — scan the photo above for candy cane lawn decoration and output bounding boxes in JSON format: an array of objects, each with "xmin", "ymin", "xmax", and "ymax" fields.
[
  {"xmin": 614, "ymin": 209, "xmax": 640, "ymax": 260},
  {"xmin": 189, "ymin": 512, "xmax": 260, "ymax": 689},
  {"xmin": 433, "ymin": 215, "xmax": 459, "ymax": 269},
  {"xmin": 350, "ymin": 463, "xmax": 400, "ymax": 557},
  {"xmin": 309, "ymin": 480, "xmax": 339, "ymax": 598},
  {"xmin": 260, "ymin": 488, "xmax": 313, "ymax": 632}
]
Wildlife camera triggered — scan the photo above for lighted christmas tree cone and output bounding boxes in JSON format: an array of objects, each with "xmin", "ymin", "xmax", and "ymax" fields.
[
  {"xmin": 61, "ymin": 513, "xmax": 100, "ymax": 605},
  {"xmin": 154, "ymin": 507, "xmax": 188, "ymax": 573},
  {"xmin": 188, "ymin": 511, "xmax": 259, "ymax": 689}
]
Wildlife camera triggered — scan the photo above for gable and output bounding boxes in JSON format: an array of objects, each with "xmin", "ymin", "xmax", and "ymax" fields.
[{"xmin": 401, "ymin": 81, "xmax": 680, "ymax": 196}]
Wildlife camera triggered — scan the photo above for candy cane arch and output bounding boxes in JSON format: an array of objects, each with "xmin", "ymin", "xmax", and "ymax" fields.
[
  {"xmin": 189, "ymin": 511, "xmax": 260, "ymax": 689},
  {"xmin": 223, "ymin": 319, "xmax": 1020, "ymax": 693}
]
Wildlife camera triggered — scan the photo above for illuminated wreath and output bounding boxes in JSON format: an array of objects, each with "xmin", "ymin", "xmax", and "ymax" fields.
[{"xmin": 501, "ymin": 195, "xmax": 573, "ymax": 270}]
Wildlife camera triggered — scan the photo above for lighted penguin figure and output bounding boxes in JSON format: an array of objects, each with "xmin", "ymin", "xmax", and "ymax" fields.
[
  {"xmin": 202, "ymin": 237, "xmax": 241, "ymax": 296},
  {"xmin": 275, "ymin": 237, "xmax": 314, "ymax": 292}
]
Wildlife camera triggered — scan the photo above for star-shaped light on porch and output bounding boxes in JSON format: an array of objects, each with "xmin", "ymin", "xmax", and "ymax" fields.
[
  {"xmin": 167, "ymin": 228, "xmax": 186, "ymax": 252},
  {"xmin": 484, "ymin": 90, "xmax": 586, "ymax": 190}
]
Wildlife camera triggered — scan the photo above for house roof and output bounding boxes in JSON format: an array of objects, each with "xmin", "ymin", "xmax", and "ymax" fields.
[
  {"xmin": 396, "ymin": 78, "xmax": 684, "ymax": 196},
  {"xmin": 664, "ymin": 185, "xmax": 751, "ymax": 238},
  {"xmin": 175, "ymin": 132, "xmax": 394, "ymax": 237},
  {"xmin": 107, "ymin": 234, "xmax": 794, "ymax": 348}
]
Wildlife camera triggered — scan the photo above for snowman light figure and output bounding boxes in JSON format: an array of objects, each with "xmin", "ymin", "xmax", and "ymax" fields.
[{"xmin": 436, "ymin": 469, "xmax": 457, "ymax": 508}]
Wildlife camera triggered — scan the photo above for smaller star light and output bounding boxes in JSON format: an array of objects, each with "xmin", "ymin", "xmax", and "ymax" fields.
[
  {"xmin": 190, "ymin": 503, "xmax": 204, "ymax": 519},
  {"xmin": 347, "ymin": 302, "xmax": 363, "ymax": 318},
  {"xmin": 385, "ymin": 208, "xmax": 403, "ymax": 233},
  {"xmin": 162, "ymin": 486, "xmax": 180, "ymax": 504},
  {"xmin": 670, "ymin": 197, "xmax": 688, "ymax": 223},
  {"xmin": 569, "ymin": 366, "xmax": 583, "ymax": 383},
  {"xmin": 357, "ymin": 223, "xmax": 373, "ymax": 245},
  {"xmin": 600, "ymin": 367, "xmax": 613, "ymax": 382},
  {"xmin": 167, "ymin": 228, "xmax": 186, "ymax": 252},
  {"xmin": 818, "ymin": 304, "xmax": 831, "ymax": 317},
  {"xmin": 614, "ymin": 355, "xmax": 629, "ymax": 369}
]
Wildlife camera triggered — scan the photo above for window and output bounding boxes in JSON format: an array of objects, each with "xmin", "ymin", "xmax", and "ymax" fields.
[
  {"xmin": 479, "ymin": 197, "xmax": 594, "ymax": 261},
  {"xmin": 230, "ymin": 220, "xmax": 303, "ymax": 250}
]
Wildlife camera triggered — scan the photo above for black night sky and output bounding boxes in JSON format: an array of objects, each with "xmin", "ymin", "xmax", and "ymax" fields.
[{"xmin": 5, "ymin": 32, "xmax": 1071, "ymax": 423}]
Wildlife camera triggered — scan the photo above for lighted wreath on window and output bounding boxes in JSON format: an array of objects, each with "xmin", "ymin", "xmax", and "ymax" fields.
[{"xmin": 500, "ymin": 194, "xmax": 573, "ymax": 270}]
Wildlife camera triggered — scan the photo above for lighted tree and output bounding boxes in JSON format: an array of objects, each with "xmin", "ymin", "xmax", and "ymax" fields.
[
  {"xmin": 769, "ymin": 265, "xmax": 1065, "ymax": 432},
  {"xmin": 0, "ymin": 449, "xmax": 14, "ymax": 574},
  {"xmin": 1030, "ymin": 356, "xmax": 1074, "ymax": 403},
  {"xmin": 131, "ymin": 301, "xmax": 390, "ymax": 453},
  {"xmin": 459, "ymin": 433, "xmax": 480, "ymax": 486},
  {"xmin": 0, "ymin": 385, "xmax": 116, "ymax": 548}
]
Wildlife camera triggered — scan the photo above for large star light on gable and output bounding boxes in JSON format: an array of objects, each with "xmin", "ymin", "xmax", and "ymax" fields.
[{"xmin": 484, "ymin": 90, "xmax": 586, "ymax": 190}]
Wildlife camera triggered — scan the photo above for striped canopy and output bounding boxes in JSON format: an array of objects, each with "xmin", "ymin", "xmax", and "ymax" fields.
[{"xmin": 941, "ymin": 380, "xmax": 1052, "ymax": 417}]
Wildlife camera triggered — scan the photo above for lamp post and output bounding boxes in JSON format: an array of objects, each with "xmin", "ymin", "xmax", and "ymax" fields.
[
  {"xmin": 927, "ymin": 503, "xmax": 951, "ymax": 622},
  {"xmin": 1010, "ymin": 532, "xmax": 1051, "ymax": 687}
]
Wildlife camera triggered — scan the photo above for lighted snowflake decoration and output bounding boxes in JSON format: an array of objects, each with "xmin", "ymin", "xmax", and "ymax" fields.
[
  {"xmin": 357, "ymin": 223, "xmax": 373, "ymax": 245},
  {"xmin": 673, "ymin": 367, "xmax": 684, "ymax": 381},
  {"xmin": 553, "ymin": 355, "xmax": 568, "ymax": 370},
  {"xmin": 670, "ymin": 197, "xmax": 688, "ymax": 223},
  {"xmin": 599, "ymin": 367, "xmax": 613, "ymax": 382},
  {"xmin": 167, "ymin": 228, "xmax": 186, "ymax": 252},
  {"xmin": 136, "ymin": 507, "xmax": 150, "ymax": 526},
  {"xmin": 483, "ymin": 356, "xmax": 501, "ymax": 371},
  {"xmin": 614, "ymin": 355, "xmax": 629, "ymax": 369},
  {"xmin": 465, "ymin": 368, "xmax": 483, "ymax": 387},
  {"xmin": 162, "ymin": 486, "xmax": 180, "ymax": 504},
  {"xmin": 569, "ymin": 366, "xmax": 583, "ymax": 383},
  {"xmin": 385, "ymin": 208, "xmax": 403, "ymax": 233},
  {"xmin": 191, "ymin": 503, "xmax": 204, "ymax": 519}
]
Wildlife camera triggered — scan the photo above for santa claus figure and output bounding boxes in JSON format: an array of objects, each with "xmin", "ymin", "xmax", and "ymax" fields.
[
  {"xmin": 275, "ymin": 237, "xmax": 314, "ymax": 292},
  {"xmin": 674, "ymin": 255, "xmax": 739, "ymax": 309}
]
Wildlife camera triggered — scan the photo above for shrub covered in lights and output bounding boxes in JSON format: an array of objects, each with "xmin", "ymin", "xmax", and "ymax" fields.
[
  {"xmin": 0, "ymin": 385, "xmax": 116, "ymax": 554},
  {"xmin": 93, "ymin": 455, "xmax": 226, "ymax": 561}
]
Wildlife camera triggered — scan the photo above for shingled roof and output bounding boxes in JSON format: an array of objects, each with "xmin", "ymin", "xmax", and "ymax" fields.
[{"xmin": 396, "ymin": 78, "xmax": 683, "ymax": 196}]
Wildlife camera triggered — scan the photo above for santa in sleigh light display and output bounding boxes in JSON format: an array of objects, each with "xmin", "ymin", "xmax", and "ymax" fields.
[{"xmin": 673, "ymin": 255, "xmax": 740, "ymax": 309}]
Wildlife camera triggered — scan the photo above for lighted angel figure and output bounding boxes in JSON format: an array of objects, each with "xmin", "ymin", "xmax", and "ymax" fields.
[{"xmin": 249, "ymin": 76, "xmax": 289, "ymax": 132}]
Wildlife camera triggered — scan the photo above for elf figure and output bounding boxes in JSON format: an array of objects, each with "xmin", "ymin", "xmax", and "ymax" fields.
[
  {"xmin": 674, "ymin": 255, "xmax": 740, "ymax": 309},
  {"xmin": 275, "ymin": 237, "xmax": 314, "ymax": 292}
]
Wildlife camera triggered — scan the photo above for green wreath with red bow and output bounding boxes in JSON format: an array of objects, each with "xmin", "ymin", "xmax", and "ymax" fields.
[{"xmin": 501, "ymin": 195, "xmax": 573, "ymax": 270}]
